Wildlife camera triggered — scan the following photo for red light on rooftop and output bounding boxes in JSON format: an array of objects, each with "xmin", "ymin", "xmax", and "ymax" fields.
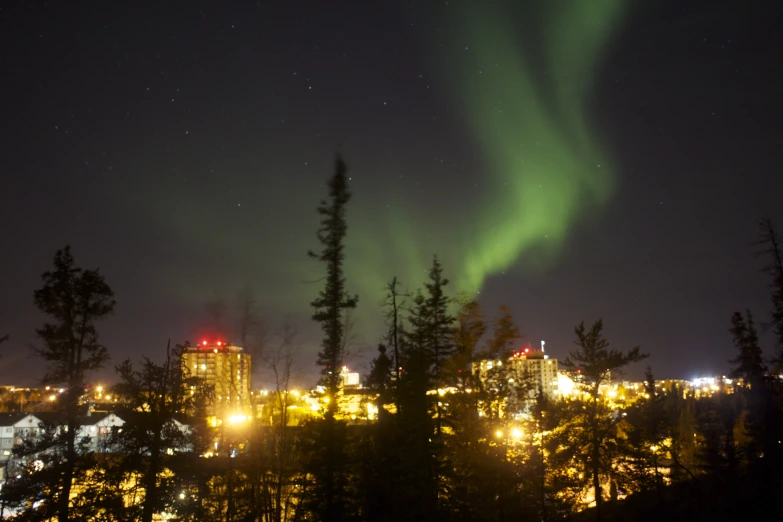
[
  {"xmin": 202, "ymin": 340, "xmax": 207, "ymax": 346},
  {"xmin": 217, "ymin": 341, "xmax": 222, "ymax": 346},
  {"xmin": 524, "ymin": 348, "xmax": 529, "ymax": 353}
]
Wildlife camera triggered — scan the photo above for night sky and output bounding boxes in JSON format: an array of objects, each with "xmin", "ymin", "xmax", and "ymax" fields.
[{"xmin": 1, "ymin": 0, "xmax": 781, "ymax": 388}]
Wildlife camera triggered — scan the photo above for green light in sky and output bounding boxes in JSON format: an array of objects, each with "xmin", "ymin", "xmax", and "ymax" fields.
[
  {"xmin": 443, "ymin": 0, "xmax": 628, "ymax": 291},
  {"xmin": 124, "ymin": 0, "xmax": 630, "ymax": 333}
]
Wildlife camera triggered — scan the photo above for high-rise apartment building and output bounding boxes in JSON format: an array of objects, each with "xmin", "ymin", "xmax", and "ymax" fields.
[
  {"xmin": 182, "ymin": 341, "xmax": 252, "ymax": 418},
  {"xmin": 508, "ymin": 349, "xmax": 559, "ymax": 399},
  {"xmin": 473, "ymin": 348, "xmax": 559, "ymax": 416}
]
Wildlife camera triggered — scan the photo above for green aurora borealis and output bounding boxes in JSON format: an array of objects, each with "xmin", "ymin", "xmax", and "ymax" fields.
[
  {"xmin": 444, "ymin": 0, "xmax": 628, "ymax": 292},
  {"xmin": 130, "ymin": 0, "xmax": 630, "ymax": 335},
  {"xmin": 349, "ymin": 0, "xmax": 629, "ymax": 304}
]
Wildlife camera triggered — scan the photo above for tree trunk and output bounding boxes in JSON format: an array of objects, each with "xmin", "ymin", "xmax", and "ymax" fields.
[
  {"xmin": 539, "ymin": 429, "xmax": 547, "ymax": 522},
  {"xmin": 141, "ymin": 426, "xmax": 162, "ymax": 522},
  {"xmin": 591, "ymin": 398, "xmax": 602, "ymax": 522},
  {"xmin": 592, "ymin": 463, "xmax": 602, "ymax": 522},
  {"xmin": 58, "ymin": 422, "xmax": 76, "ymax": 522},
  {"xmin": 58, "ymin": 387, "xmax": 79, "ymax": 522}
]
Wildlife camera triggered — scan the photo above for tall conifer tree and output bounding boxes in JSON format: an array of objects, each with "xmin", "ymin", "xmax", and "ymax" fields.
[
  {"xmin": 729, "ymin": 310, "xmax": 764, "ymax": 381},
  {"xmin": 305, "ymin": 155, "xmax": 358, "ymax": 522},
  {"xmin": 562, "ymin": 320, "xmax": 647, "ymax": 521},
  {"xmin": 309, "ymin": 155, "xmax": 358, "ymax": 412},
  {"xmin": 422, "ymin": 257, "xmax": 454, "ymax": 437},
  {"xmin": 108, "ymin": 342, "xmax": 203, "ymax": 522},
  {"xmin": 754, "ymin": 218, "xmax": 783, "ymax": 367},
  {"xmin": 1, "ymin": 247, "xmax": 115, "ymax": 521}
]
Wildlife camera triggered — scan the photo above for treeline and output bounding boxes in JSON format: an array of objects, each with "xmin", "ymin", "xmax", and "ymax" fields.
[{"xmin": 1, "ymin": 158, "xmax": 783, "ymax": 521}]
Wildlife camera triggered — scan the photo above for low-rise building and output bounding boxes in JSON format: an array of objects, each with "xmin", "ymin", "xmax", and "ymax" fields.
[
  {"xmin": 0, "ymin": 413, "xmax": 45, "ymax": 464},
  {"xmin": 78, "ymin": 412, "xmax": 125, "ymax": 453}
]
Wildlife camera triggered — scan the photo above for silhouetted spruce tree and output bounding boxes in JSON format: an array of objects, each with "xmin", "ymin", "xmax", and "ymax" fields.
[
  {"xmin": 754, "ymin": 217, "xmax": 783, "ymax": 367},
  {"xmin": 158, "ymin": 377, "xmax": 217, "ymax": 522},
  {"xmin": 695, "ymin": 393, "xmax": 742, "ymax": 477},
  {"xmin": 729, "ymin": 311, "xmax": 765, "ymax": 382},
  {"xmin": 662, "ymin": 384, "xmax": 698, "ymax": 482},
  {"xmin": 518, "ymin": 390, "xmax": 582, "ymax": 522},
  {"xmin": 448, "ymin": 296, "xmax": 486, "ymax": 390},
  {"xmin": 359, "ymin": 344, "xmax": 397, "ymax": 521},
  {"xmin": 617, "ymin": 367, "xmax": 668, "ymax": 504},
  {"xmin": 533, "ymin": 397, "xmax": 586, "ymax": 517},
  {"xmin": 395, "ymin": 288, "xmax": 438, "ymax": 520},
  {"xmin": 367, "ymin": 344, "xmax": 393, "ymax": 416},
  {"xmin": 383, "ymin": 259, "xmax": 454, "ymax": 520},
  {"xmin": 0, "ymin": 246, "xmax": 115, "ymax": 521},
  {"xmin": 308, "ymin": 155, "xmax": 358, "ymax": 414},
  {"xmin": 441, "ymin": 295, "xmax": 486, "ymax": 509},
  {"xmin": 304, "ymin": 155, "xmax": 358, "ymax": 522},
  {"xmin": 362, "ymin": 278, "xmax": 408, "ymax": 521},
  {"xmin": 561, "ymin": 320, "xmax": 647, "ymax": 522},
  {"xmin": 528, "ymin": 391, "xmax": 554, "ymax": 522},
  {"xmin": 422, "ymin": 256, "xmax": 454, "ymax": 435},
  {"xmin": 749, "ymin": 218, "xmax": 783, "ymax": 466},
  {"xmin": 727, "ymin": 310, "xmax": 775, "ymax": 465},
  {"xmin": 105, "ymin": 341, "xmax": 203, "ymax": 522},
  {"xmin": 441, "ymin": 303, "xmax": 532, "ymax": 520},
  {"xmin": 474, "ymin": 306, "xmax": 524, "ymax": 420},
  {"xmin": 438, "ymin": 298, "xmax": 485, "ymax": 519}
]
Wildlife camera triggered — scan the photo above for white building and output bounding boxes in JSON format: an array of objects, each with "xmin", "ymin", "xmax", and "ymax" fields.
[
  {"xmin": 508, "ymin": 349, "xmax": 559, "ymax": 399},
  {"xmin": 78, "ymin": 412, "xmax": 125, "ymax": 452},
  {"xmin": 473, "ymin": 348, "xmax": 560, "ymax": 416},
  {"xmin": 0, "ymin": 413, "xmax": 45, "ymax": 464},
  {"xmin": 0, "ymin": 411, "xmax": 195, "ymax": 484}
]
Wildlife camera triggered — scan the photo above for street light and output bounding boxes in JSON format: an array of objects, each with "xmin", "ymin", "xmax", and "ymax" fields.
[{"xmin": 227, "ymin": 414, "xmax": 247, "ymax": 425}]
